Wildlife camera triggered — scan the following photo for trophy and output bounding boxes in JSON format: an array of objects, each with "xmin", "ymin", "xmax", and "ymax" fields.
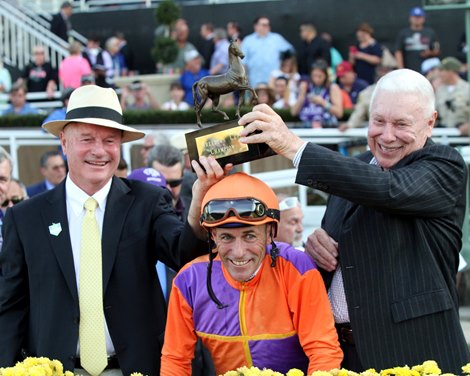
[{"xmin": 185, "ymin": 39, "xmax": 276, "ymax": 168}]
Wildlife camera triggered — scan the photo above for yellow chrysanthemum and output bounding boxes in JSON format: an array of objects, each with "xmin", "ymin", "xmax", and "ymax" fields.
[
  {"xmin": 130, "ymin": 373, "xmax": 144, "ymax": 376},
  {"xmin": 310, "ymin": 371, "xmax": 333, "ymax": 376},
  {"xmin": 286, "ymin": 369, "xmax": 304, "ymax": 376},
  {"xmin": 462, "ymin": 364, "xmax": 470, "ymax": 375}
]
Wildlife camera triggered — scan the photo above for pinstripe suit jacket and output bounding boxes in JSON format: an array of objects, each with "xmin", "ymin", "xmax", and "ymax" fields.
[{"xmin": 296, "ymin": 140, "xmax": 470, "ymax": 373}]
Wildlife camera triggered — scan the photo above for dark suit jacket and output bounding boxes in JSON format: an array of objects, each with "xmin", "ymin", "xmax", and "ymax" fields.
[
  {"xmin": 26, "ymin": 180, "xmax": 48, "ymax": 198},
  {"xmin": 50, "ymin": 12, "xmax": 68, "ymax": 41},
  {"xmin": 296, "ymin": 140, "xmax": 470, "ymax": 374},
  {"xmin": 0, "ymin": 177, "xmax": 206, "ymax": 375}
]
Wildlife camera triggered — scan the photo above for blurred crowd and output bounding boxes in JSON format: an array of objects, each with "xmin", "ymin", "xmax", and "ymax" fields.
[{"xmin": 0, "ymin": 4, "xmax": 469, "ymax": 137}]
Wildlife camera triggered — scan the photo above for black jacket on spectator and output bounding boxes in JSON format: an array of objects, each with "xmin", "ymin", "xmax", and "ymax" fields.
[
  {"xmin": 297, "ymin": 36, "xmax": 331, "ymax": 76},
  {"xmin": 50, "ymin": 13, "xmax": 69, "ymax": 42}
]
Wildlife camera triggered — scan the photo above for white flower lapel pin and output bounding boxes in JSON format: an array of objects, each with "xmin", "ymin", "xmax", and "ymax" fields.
[{"xmin": 49, "ymin": 223, "xmax": 62, "ymax": 237}]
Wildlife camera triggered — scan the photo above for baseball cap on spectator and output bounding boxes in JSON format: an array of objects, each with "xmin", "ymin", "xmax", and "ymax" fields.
[
  {"xmin": 421, "ymin": 57, "xmax": 441, "ymax": 75},
  {"xmin": 409, "ymin": 6, "xmax": 425, "ymax": 17},
  {"xmin": 336, "ymin": 61, "xmax": 354, "ymax": 78},
  {"xmin": 184, "ymin": 50, "xmax": 200, "ymax": 63},
  {"xmin": 439, "ymin": 57, "xmax": 462, "ymax": 72},
  {"xmin": 127, "ymin": 167, "xmax": 167, "ymax": 188}
]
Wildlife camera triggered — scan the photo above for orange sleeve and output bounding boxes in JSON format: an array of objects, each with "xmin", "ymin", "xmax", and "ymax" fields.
[
  {"xmin": 287, "ymin": 267, "xmax": 343, "ymax": 373},
  {"xmin": 161, "ymin": 280, "xmax": 197, "ymax": 376}
]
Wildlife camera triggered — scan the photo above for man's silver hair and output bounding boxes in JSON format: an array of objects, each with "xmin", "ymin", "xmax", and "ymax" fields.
[{"xmin": 369, "ymin": 69, "xmax": 435, "ymax": 118}]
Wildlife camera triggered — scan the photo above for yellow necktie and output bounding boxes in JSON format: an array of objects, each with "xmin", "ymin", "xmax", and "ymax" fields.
[{"xmin": 79, "ymin": 197, "xmax": 107, "ymax": 375}]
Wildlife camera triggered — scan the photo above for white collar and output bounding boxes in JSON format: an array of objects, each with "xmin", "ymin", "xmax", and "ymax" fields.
[{"xmin": 65, "ymin": 174, "xmax": 112, "ymax": 216}]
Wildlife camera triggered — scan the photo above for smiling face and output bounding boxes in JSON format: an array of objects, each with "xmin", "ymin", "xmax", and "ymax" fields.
[
  {"xmin": 60, "ymin": 123, "xmax": 122, "ymax": 195},
  {"xmin": 368, "ymin": 90, "xmax": 436, "ymax": 169},
  {"xmin": 213, "ymin": 224, "xmax": 269, "ymax": 282}
]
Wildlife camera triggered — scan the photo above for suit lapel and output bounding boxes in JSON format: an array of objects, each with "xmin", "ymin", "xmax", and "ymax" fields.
[
  {"xmin": 41, "ymin": 181, "xmax": 78, "ymax": 300},
  {"xmin": 102, "ymin": 177, "xmax": 134, "ymax": 291}
]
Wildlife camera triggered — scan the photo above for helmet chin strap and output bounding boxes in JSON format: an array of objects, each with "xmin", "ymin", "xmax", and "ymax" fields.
[
  {"xmin": 269, "ymin": 225, "xmax": 279, "ymax": 267},
  {"xmin": 206, "ymin": 232, "xmax": 227, "ymax": 309}
]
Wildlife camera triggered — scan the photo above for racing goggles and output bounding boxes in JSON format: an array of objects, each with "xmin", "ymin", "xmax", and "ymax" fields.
[{"xmin": 201, "ymin": 198, "xmax": 280, "ymax": 224}]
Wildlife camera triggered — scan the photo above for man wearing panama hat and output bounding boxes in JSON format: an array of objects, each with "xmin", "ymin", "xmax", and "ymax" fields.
[{"xmin": 0, "ymin": 85, "xmax": 230, "ymax": 375}]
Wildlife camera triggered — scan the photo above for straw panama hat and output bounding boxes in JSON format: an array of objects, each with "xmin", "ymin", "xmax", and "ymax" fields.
[{"xmin": 42, "ymin": 85, "xmax": 145, "ymax": 143}]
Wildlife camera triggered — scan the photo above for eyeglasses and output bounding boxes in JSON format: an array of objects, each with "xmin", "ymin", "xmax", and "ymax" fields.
[
  {"xmin": 279, "ymin": 196, "xmax": 300, "ymax": 211},
  {"xmin": 201, "ymin": 198, "xmax": 280, "ymax": 224},
  {"xmin": 1, "ymin": 196, "xmax": 24, "ymax": 207},
  {"xmin": 167, "ymin": 178, "xmax": 183, "ymax": 188}
]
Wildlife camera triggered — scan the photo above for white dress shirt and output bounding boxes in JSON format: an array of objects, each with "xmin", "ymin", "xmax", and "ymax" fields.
[{"xmin": 65, "ymin": 175, "xmax": 116, "ymax": 356}]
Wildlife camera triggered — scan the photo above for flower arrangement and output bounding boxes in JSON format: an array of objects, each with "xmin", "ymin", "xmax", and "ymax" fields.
[
  {"xmin": 0, "ymin": 357, "xmax": 73, "ymax": 376},
  {"xmin": 221, "ymin": 361, "xmax": 470, "ymax": 376}
]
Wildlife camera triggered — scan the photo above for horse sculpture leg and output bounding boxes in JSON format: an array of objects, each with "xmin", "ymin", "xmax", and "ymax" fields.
[
  {"xmin": 236, "ymin": 90, "xmax": 245, "ymax": 119},
  {"xmin": 211, "ymin": 95, "xmax": 229, "ymax": 121}
]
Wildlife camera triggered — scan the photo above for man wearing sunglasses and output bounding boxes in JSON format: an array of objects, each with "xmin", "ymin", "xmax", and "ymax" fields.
[
  {"xmin": 1, "ymin": 178, "xmax": 27, "ymax": 213},
  {"xmin": 161, "ymin": 172, "xmax": 342, "ymax": 375}
]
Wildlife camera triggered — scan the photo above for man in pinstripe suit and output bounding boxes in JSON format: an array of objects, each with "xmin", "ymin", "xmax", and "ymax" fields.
[{"xmin": 238, "ymin": 69, "xmax": 470, "ymax": 374}]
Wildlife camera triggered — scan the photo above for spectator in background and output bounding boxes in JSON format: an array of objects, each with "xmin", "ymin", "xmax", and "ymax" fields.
[
  {"xmin": 116, "ymin": 31, "xmax": 135, "ymax": 75},
  {"xmin": 147, "ymin": 144, "xmax": 188, "ymax": 221},
  {"xmin": 435, "ymin": 57, "xmax": 470, "ymax": 136},
  {"xmin": 254, "ymin": 83, "xmax": 275, "ymax": 107},
  {"xmin": 291, "ymin": 59, "xmax": 343, "ymax": 128},
  {"xmin": 275, "ymin": 194, "xmax": 305, "ymax": 251},
  {"xmin": 1, "ymin": 178, "xmax": 27, "ymax": 215},
  {"xmin": 18, "ymin": 46, "xmax": 57, "ymax": 99},
  {"xmin": 180, "ymin": 50, "xmax": 209, "ymax": 106},
  {"xmin": 210, "ymin": 28, "xmax": 230, "ymax": 75},
  {"xmin": 269, "ymin": 50, "xmax": 300, "ymax": 100},
  {"xmin": 336, "ymin": 61, "xmax": 369, "ymax": 105},
  {"xmin": 321, "ymin": 32, "xmax": 344, "ymax": 77},
  {"xmin": 115, "ymin": 158, "xmax": 128, "ymax": 178},
  {"xmin": 26, "ymin": 150, "xmax": 66, "ymax": 197},
  {"xmin": 106, "ymin": 36, "xmax": 128, "ymax": 78},
  {"xmin": 242, "ymin": 16, "xmax": 294, "ymax": 87},
  {"xmin": 50, "ymin": 1, "xmax": 73, "ymax": 42},
  {"xmin": 421, "ymin": 57, "xmax": 442, "ymax": 91},
  {"xmin": 2, "ymin": 83, "xmax": 38, "ymax": 116},
  {"xmin": 82, "ymin": 36, "xmax": 114, "ymax": 88},
  {"xmin": 0, "ymin": 58, "xmax": 12, "ymax": 95},
  {"xmin": 162, "ymin": 81, "xmax": 190, "ymax": 111},
  {"xmin": 349, "ymin": 23, "xmax": 383, "ymax": 85},
  {"xmin": 140, "ymin": 132, "xmax": 169, "ymax": 167},
  {"xmin": 273, "ymin": 76, "xmax": 296, "ymax": 110},
  {"xmin": 169, "ymin": 19, "xmax": 198, "ymax": 73},
  {"xmin": 120, "ymin": 80, "xmax": 159, "ymax": 111},
  {"xmin": 59, "ymin": 41, "xmax": 91, "ymax": 89},
  {"xmin": 80, "ymin": 74, "xmax": 95, "ymax": 86},
  {"xmin": 227, "ymin": 21, "xmax": 242, "ymax": 41},
  {"xmin": 297, "ymin": 23, "xmax": 331, "ymax": 76},
  {"xmin": 395, "ymin": 6, "xmax": 440, "ymax": 72},
  {"xmin": 42, "ymin": 88, "xmax": 73, "ymax": 124},
  {"xmin": 200, "ymin": 23, "xmax": 215, "ymax": 70}
]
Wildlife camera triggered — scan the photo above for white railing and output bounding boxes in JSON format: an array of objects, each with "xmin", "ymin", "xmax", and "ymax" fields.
[{"xmin": 0, "ymin": 0, "xmax": 69, "ymax": 70}]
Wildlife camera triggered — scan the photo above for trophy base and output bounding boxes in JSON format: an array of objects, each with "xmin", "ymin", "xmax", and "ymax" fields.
[{"xmin": 185, "ymin": 119, "xmax": 276, "ymax": 170}]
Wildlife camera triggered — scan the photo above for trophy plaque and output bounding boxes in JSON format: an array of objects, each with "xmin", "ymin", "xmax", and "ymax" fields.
[{"xmin": 185, "ymin": 120, "xmax": 276, "ymax": 169}]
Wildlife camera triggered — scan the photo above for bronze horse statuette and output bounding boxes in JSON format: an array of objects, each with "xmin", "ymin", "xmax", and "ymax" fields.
[{"xmin": 192, "ymin": 39, "xmax": 257, "ymax": 128}]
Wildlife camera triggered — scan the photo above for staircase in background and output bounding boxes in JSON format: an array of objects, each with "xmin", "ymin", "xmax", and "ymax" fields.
[{"xmin": 0, "ymin": 0, "xmax": 86, "ymax": 72}]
